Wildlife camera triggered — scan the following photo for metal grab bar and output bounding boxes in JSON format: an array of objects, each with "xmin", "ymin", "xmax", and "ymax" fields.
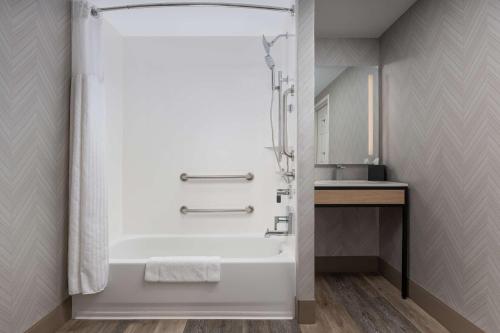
[
  {"xmin": 180, "ymin": 206, "xmax": 254, "ymax": 214},
  {"xmin": 180, "ymin": 173, "xmax": 254, "ymax": 181},
  {"xmin": 281, "ymin": 85, "xmax": 295, "ymax": 160}
]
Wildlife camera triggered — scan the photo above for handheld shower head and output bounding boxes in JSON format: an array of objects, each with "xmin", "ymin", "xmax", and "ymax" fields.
[{"xmin": 265, "ymin": 55, "xmax": 275, "ymax": 70}]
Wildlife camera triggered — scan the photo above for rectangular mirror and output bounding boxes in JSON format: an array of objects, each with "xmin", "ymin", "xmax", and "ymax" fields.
[{"xmin": 314, "ymin": 65, "xmax": 379, "ymax": 165}]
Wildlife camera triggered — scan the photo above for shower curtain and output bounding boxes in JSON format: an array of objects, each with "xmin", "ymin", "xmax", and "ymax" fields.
[{"xmin": 68, "ymin": 0, "xmax": 108, "ymax": 295}]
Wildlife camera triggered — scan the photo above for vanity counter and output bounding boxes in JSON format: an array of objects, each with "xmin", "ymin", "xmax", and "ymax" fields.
[
  {"xmin": 315, "ymin": 180, "xmax": 408, "ymax": 188},
  {"xmin": 315, "ymin": 180, "xmax": 408, "ymax": 206}
]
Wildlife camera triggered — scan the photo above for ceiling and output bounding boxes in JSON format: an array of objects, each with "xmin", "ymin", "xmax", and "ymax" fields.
[{"xmin": 315, "ymin": 0, "xmax": 417, "ymax": 38}]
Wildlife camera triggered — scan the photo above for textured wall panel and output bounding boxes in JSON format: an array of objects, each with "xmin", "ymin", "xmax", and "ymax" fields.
[
  {"xmin": 380, "ymin": 0, "xmax": 500, "ymax": 331},
  {"xmin": 296, "ymin": 0, "xmax": 315, "ymax": 301},
  {"xmin": 316, "ymin": 207, "xmax": 378, "ymax": 256},
  {"xmin": 0, "ymin": 0, "xmax": 71, "ymax": 332},
  {"xmin": 316, "ymin": 38, "xmax": 379, "ymax": 67}
]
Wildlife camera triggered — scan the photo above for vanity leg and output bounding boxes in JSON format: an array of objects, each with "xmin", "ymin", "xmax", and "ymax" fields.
[{"xmin": 402, "ymin": 189, "xmax": 409, "ymax": 299}]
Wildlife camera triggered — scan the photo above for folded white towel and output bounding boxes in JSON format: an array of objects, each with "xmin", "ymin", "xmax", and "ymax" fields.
[{"xmin": 144, "ymin": 256, "xmax": 221, "ymax": 283}]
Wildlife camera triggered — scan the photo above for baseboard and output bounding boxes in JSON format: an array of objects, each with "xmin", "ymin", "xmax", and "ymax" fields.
[
  {"xmin": 378, "ymin": 259, "xmax": 484, "ymax": 333},
  {"xmin": 378, "ymin": 258, "xmax": 402, "ymax": 288},
  {"xmin": 25, "ymin": 297, "xmax": 71, "ymax": 333},
  {"xmin": 315, "ymin": 256, "xmax": 379, "ymax": 273},
  {"xmin": 296, "ymin": 299, "xmax": 315, "ymax": 324}
]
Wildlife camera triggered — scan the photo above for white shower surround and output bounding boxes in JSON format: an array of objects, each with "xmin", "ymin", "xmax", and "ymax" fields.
[
  {"xmin": 72, "ymin": 235, "xmax": 296, "ymax": 319},
  {"xmin": 118, "ymin": 36, "xmax": 296, "ymax": 236},
  {"xmin": 101, "ymin": 11, "xmax": 297, "ymax": 240}
]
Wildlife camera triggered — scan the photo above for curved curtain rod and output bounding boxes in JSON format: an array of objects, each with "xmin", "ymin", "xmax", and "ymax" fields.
[{"xmin": 90, "ymin": 2, "xmax": 295, "ymax": 16}]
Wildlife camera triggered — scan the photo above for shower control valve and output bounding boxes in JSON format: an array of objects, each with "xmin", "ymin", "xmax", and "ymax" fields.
[{"xmin": 276, "ymin": 188, "xmax": 291, "ymax": 203}]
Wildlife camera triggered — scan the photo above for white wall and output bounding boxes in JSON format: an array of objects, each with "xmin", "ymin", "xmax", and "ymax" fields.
[
  {"xmin": 119, "ymin": 36, "xmax": 296, "ymax": 235},
  {"xmin": 102, "ymin": 21, "xmax": 124, "ymax": 242}
]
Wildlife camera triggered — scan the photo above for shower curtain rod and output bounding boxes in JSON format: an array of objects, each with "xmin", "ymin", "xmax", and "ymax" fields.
[{"xmin": 90, "ymin": 2, "xmax": 295, "ymax": 16}]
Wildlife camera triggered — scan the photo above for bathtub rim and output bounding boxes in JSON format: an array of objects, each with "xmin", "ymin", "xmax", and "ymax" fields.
[{"xmin": 109, "ymin": 233, "xmax": 296, "ymax": 264}]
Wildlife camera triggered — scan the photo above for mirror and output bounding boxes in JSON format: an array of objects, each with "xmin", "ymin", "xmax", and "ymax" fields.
[{"xmin": 314, "ymin": 65, "xmax": 379, "ymax": 165}]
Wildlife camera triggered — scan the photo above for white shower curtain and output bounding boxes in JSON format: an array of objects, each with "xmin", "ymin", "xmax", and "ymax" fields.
[{"xmin": 68, "ymin": 0, "xmax": 108, "ymax": 295}]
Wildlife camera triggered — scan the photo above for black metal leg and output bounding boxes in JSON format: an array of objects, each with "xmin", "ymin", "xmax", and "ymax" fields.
[{"xmin": 401, "ymin": 189, "xmax": 409, "ymax": 299}]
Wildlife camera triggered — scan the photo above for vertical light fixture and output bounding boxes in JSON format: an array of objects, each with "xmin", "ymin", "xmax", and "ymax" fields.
[{"xmin": 368, "ymin": 73, "xmax": 374, "ymax": 157}]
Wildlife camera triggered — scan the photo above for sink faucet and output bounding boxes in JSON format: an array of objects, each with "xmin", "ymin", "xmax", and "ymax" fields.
[
  {"xmin": 335, "ymin": 164, "xmax": 346, "ymax": 180},
  {"xmin": 265, "ymin": 214, "xmax": 293, "ymax": 237}
]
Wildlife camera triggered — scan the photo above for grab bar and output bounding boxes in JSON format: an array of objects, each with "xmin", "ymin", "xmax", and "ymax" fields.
[
  {"xmin": 180, "ymin": 205, "xmax": 254, "ymax": 214},
  {"xmin": 180, "ymin": 173, "xmax": 254, "ymax": 181},
  {"xmin": 281, "ymin": 85, "xmax": 295, "ymax": 160}
]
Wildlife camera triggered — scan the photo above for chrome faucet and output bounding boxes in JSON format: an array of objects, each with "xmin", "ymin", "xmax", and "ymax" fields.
[
  {"xmin": 265, "ymin": 213, "xmax": 293, "ymax": 237},
  {"xmin": 335, "ymin": 164, "xmax": 346, "ymax": 180}
]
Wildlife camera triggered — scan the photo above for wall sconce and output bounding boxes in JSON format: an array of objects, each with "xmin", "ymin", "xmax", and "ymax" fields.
[{"xmin": 368, "ymin": 73, "xmax": 374, "ymax": 157}]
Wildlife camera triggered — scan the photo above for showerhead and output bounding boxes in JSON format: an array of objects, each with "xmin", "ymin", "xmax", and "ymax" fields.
[
  {"xmin": 262, "ymin": 35, "xmax": 272, "ymax": 55},
  {"xmin": 263, "ymin": 33, "xmax": 288, "ymax": 50},
  {"xmin": 262, "ymin": 33, "xmax": 289, "ymax": 66},
  {"xmin": 265, "ymin": 54, "xmax": 275, "ymax": 70},
  {"xmin": 262, "ymin": 33, "xmax": 288, "ymax": 89}
]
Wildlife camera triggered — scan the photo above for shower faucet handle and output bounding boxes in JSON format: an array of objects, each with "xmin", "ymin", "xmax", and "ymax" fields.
[
  {"xmin": 276, "ymin": 188, "xmax": 291, "ymax": 203},
  {"xmin": 282, "ymin": 75, "xmax": 295, "ymax": 84}
]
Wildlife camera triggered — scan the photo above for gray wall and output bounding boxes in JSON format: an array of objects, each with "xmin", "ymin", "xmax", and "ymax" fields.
[
  {"xmin": 0, "ymin": 1, "xmax": 71, "ymax": 332},
  {"xmin": 315, "ymin": 38, "xmax": 379, "ymax": 257},
  {"xmin": 316, "ymin": 38, "xmax": 379, "ymax": 67},
  {"xmin": 296, "ymin": 0, "xmax": 315, "ymax": 301},
  {"xmin": 380, "ymin": 0, "xmax": 500, "ymax": 331},
  {"xmin": 316, "ymin": 207, "xmax": 379, "ymax": 256}
]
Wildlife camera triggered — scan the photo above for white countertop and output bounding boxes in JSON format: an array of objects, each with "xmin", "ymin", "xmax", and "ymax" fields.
[{"xmin": 315, "ymin": 180, "xmax": 408, "ymax": 188}]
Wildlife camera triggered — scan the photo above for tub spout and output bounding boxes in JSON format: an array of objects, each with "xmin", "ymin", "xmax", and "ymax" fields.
[
  {"xmin": 265, "ymin": 214, "xmax": 292, "ymax": 237},
  {"xmin": 265, "ymin": 229, "xmax": 289, "ymax": 237}
]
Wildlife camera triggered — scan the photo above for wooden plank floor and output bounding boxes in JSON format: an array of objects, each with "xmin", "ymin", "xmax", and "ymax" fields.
[{"xmin": 58, "ymin": 274, "xmax": 448, "ymax": 333}]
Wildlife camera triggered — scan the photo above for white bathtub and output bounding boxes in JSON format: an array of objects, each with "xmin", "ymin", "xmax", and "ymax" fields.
[{"xmin": 72, "ymin": 235, "xmax": 296, "ymax": 319}]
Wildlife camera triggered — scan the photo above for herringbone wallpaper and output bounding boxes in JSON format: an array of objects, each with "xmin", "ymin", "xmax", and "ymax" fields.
[
  {"xmin": 316, "ymin": 38, "xmax": 379, "ymax": 67},
  {"xmin": 380, "ymin": 0, "xmax": 500, "ymax": 331},
  {"xmin": 0, "ymin": 0, "xmax": 71, "ymax": 332},
  {"xmin": 296, "ymin": 0, "xmax": 315, "ymax": 301},
  {"xmin": 316, "ymin": 207, "xmax": 379, "ymax": 256}
]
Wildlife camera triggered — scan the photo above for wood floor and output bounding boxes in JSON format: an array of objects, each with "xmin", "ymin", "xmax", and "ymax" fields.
[{"xmin": 58, "ymin": 274, "xmax": 448, "ymax": 333}]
